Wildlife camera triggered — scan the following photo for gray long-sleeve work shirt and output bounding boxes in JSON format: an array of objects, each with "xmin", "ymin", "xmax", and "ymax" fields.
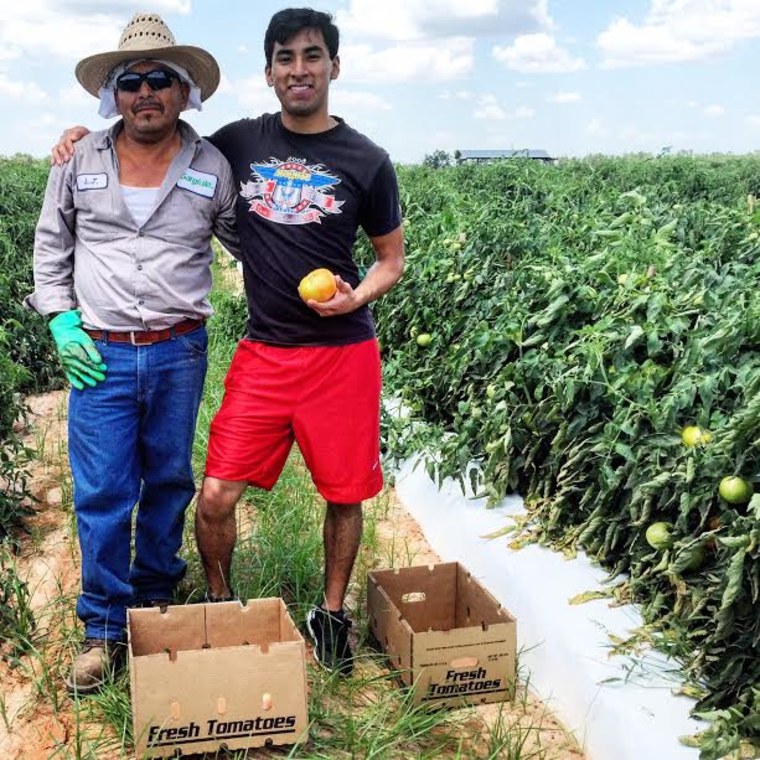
[{"xmin": 25, "ymin": 119, "xmax": 241, "ymax": 330}]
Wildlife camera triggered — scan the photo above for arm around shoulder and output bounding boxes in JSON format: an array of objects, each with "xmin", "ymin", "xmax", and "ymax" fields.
[
  {"xmin": 51, "ymin": 125, "xmax": 91, "ymax": 166},
  {"xmin": 211, "ymin": 153, "xmax": 241, "ymax": 261}
]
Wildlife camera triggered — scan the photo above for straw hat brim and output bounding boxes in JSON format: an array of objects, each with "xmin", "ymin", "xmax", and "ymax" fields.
[{"xmin": 76, "ymin": 45, "xmax": 220, "ymax": 101}]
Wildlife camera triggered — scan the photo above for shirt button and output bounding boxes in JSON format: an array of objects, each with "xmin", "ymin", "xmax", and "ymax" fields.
[
  {"xmin": 138, "ymin": 300, "xmax": 145, "ymax": 305},
  {"xmin": 138, "ymin": 230, "xmax": 144, "ymax": 237},
  {"xmin": 137, "ymin": 264, "xmax": 143, "ymax": 270}
]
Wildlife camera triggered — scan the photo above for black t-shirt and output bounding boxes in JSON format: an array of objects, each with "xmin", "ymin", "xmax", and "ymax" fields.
[{"xmin": 208, "ymin": 113, "xmax": 401, "ymax": 346}]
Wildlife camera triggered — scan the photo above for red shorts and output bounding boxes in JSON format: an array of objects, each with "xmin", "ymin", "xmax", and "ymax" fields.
[{"xmin": 205, "ymin": 338, "xmax": 383, "ymax": 504}]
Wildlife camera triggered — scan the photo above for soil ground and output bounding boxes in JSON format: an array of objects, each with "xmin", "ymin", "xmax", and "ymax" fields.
[{"xmin": 0, "ymin": 391, "xmax": 585, "ymax": 759}]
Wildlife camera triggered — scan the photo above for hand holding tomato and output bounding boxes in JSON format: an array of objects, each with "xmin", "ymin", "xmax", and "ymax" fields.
[
  {"xmin": 299, "ymin": 270, "xmax": 359, "ymax": 317},
  {"xmin": 298, "ymin": 268, "xmax": 337, "ymax": 303}
]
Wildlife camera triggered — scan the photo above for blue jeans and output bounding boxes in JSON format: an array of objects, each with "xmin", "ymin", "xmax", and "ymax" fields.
[{"xmin": 68, "ymin": 325, "xmax": 208, "ymax": 641}]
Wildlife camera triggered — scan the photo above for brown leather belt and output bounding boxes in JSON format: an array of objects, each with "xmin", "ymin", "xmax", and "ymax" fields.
[{"xmin": 84, "ymin": 318, "xmax": 205, "ymax": 346}]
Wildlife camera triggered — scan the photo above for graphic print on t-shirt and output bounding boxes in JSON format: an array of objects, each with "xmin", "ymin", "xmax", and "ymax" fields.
[{"xmin": 240, "ymin": 158, "xmax": 344, "ymax": 225}]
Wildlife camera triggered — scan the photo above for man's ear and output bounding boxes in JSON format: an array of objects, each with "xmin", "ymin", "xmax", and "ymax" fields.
[
  {"xmin": 180, "ymin": 81, "xmax": 190, "ymax": 108},
  {"xmin": 265, "ymin": 65, "xmax": 274, "ymax": 87},
  {"xmin": 330, "ymin": 55, "xmax": 340, "ymax": 81}
]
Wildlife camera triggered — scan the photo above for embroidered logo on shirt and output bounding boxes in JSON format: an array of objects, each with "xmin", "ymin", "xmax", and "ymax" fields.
[
  {"xmin": 178, "ymin": 168, "xmax": 218, "ymax": 198},
  {"xmin": 240, "ymin": 158, "xmax": 343, "ymax": 225},
  {"xmin": 77, "ymin": 173, "xmax": 108, "ymax": 191}
]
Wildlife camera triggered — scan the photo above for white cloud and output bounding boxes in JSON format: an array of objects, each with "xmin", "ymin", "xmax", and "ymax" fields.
[
  {"xmin": 54, "ymin": 1, "xmax": 189, "ymax": 12},
  {"xmin": 0, "ymin": 2, "xmax": 191, "ymax": 61},
  {"xmin": 340, "ymin": 39, "xmax": 474, "ymax": 83},
  {"xmin": 618, "ymin": 125, "xmax": 656, "ymax": 144},
  {"xmin": 493, "ymin": 33, "xmax": 586, "ymax": 73},
  {"xmin": 746, "ymin": 115, "xmax": 760, "ymax": 127},
  {"xmin": 30, "ymin": 112, "xmax": 57, "ymax": 128},
  {"xmin": 548, "ymin": 91, "xmax": 581, "ymax": 104},
  {"xmin": 670, "ymin": 129, "xmax": 710, "ymax": 143},
  {"xmin": 437, "ymin": 90, "xmax": 475, "ymax": 100},
  {"xmin": 586, "ymin": 119, "xmax": 609, "ymax": 137},
  {"xmin": 233, "ymin": 76, "xmax": 279, "ymax": 112},
  {"xmin": 429, "ymin": 130, "xmax": 456, "ymax": 145},
  {"xmin": 474, "ymin": 95, "xmax": 508, "ymax": 120},
  {"xmin": 598, "ymin": 1, "xmax": 760, "ymax": 68},
  {"xmin": 514, "ymin": 105, "xmax": 535, "ymax": 118},
  {"xmin": 336, "ymin": 0, "xmax": 553, "ymax": 42},
  {"xmin": 57, "ymin": 83, "xmax": 92, "ymax": 106},
  {"xmin": 216, "ymin": 73, "xmax": 233, "ymax": 95},
  {"xmin": 474, "ymin": 95, "xmax": 534, "ymax": 121},
  {"xmin": 703, "ymin": 104, "xmax": 724, "ymax": 117},
  {"xmin": 237, "ymin": 44, "xmax": 249, "ymax": 54},
  {"xmin": 0, "ymin": 73, "xmax": 47, "ymax": 103},
  {"xmin": 332, "ymin": 90, "xmax": 393, "ymax": 112}
]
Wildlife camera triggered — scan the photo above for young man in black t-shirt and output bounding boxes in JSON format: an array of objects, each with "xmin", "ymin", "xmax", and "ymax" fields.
[
  {"xmin": 51, "ymin": 8, "xmax": 405, "ymax": 678},
  {"xmin": 195, "ymin": 8, "xmax": 405, "ymax": 677}
]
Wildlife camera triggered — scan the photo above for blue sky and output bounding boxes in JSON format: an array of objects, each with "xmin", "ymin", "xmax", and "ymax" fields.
[{"xmin": 1, "ymin": 1, "xmax": 759, "ymax": 163}]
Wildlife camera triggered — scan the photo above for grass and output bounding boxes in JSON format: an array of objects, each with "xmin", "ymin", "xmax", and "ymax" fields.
[
  {"xmin": 1, "ymin": 256, "xmax": 582, "ymax": 760},
  {"xmin": 0, "ymin": 548, "xmax": 36, "ymax": 660}
]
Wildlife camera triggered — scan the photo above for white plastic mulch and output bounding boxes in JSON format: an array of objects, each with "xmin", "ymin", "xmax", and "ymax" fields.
[{"xmin": 393, "ymin": 456, "xmax": 703, "ymax": 760}]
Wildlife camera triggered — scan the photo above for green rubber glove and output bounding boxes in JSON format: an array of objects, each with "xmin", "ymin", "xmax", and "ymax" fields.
[{"xmin": 49, "ymin": 310, "xmax": 107, "ymax": 390}]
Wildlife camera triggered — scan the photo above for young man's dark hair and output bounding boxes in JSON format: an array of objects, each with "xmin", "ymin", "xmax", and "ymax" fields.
[{"xmin": 264, "ymin": 7, "xmax": 339, "ymax": 65}]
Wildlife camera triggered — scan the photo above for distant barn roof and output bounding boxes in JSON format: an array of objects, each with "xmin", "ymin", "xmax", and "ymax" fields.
[{"xmin": 455, "ymin": 149, "xmax": 555, "ymax": 162}]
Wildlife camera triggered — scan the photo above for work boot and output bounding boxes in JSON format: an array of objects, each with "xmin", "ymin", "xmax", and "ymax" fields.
[
  {"xmin": 306, "ymin": 606, "xmax": 354, "ymax": 677},
  {"xmin": 65, "ymin": 638, "xmax": 123, "ymax": 695}
]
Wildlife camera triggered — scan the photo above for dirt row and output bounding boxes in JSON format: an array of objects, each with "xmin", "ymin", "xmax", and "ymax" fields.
[{"xmin": 1, "ymin": 390, "xmax": 585, "ymax": 759}]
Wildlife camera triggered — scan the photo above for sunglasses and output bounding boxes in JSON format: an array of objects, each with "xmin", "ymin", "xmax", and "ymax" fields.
[{"xmin": 115, "ymin": 69, "xmax": 181, "ymax": 93}]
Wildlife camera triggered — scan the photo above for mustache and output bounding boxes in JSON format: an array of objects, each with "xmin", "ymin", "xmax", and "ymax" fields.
[{"xmin": 133, "ymin": 100, "xmax": 163, "ymax": 114}]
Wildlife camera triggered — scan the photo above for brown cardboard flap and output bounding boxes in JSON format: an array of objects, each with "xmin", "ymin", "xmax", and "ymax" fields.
[
  {"xmin": 279, "ymin": 600, "xmax": 303, "ymax": 642},
  {"xmin": 205, "ymin": 598, "xmax": 284, "ymax": 648},
  {"xmin": 369, "ymin": 564, "xmax": 458, "ymax": 633},
  {"xmin": 455, "ymin": 565, "xmax": 516, "ymax": 629},
  {"xmin": 128, "ymin": 605, "xmax": 207, "ymax": 656},
  {"xmin": 367, "ymin": 576, "xmax": 414, "ymax": 682}
]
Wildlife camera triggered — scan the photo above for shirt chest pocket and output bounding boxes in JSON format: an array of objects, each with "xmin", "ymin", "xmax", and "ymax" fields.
[
  {"xmin": 166, "ymin": 184, "xmax": 217, "ymax": 242},
  {"xmin": 74, "ymin": 173, "xmax": 113, "ymax": 216}
]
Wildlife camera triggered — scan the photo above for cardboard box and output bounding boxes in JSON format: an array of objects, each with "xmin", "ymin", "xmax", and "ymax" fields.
[
  {"xmin": 367, "ymin": 562, "xmax": 516, "ymax": 707},
  {"xmin": 127, "ymin": 598, "xmax": 308, "ymax": 758}
]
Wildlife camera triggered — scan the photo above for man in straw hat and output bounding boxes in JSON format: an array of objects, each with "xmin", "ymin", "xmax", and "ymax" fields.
[
  {"xmin": 52, "ymin": 7, "xmax": 405, "ymax": 679},
  {"xmin": 27, "ymin": 12, "xmax": 240, "ymax": 694}
]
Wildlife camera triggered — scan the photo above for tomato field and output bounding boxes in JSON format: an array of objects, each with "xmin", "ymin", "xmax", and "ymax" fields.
[
  {"xmin": 2, "ymin": 152, "xmax": 759, "ymax": 758},
  {"xmin": 363, "ymin": 155, "xmax": 760, "ymax": 758},
  {"xmin": 0, "ymin": 157, "xmax": 59, "ymax": 542}
]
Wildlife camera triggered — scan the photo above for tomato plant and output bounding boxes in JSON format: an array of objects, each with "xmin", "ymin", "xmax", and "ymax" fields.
[{"xmin": 360, "ymin": 154, "xmax": 760, "ymax": 757}]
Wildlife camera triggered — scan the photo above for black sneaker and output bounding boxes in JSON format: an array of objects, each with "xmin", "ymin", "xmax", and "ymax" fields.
[{"xmin": 306, "ymin": 606, "xmax": 354, "ymax": 677}]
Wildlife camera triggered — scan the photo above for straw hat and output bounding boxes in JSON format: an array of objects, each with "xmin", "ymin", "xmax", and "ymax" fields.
[{"xmin": 75, "ymin": 12, "xmax": 220, "ymax": 100}]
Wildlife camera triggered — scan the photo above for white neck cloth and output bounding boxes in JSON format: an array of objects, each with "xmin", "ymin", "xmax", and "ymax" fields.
[{"xmin": 97, "ymin": 59, "xmax": 203, "ymax": 119}]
